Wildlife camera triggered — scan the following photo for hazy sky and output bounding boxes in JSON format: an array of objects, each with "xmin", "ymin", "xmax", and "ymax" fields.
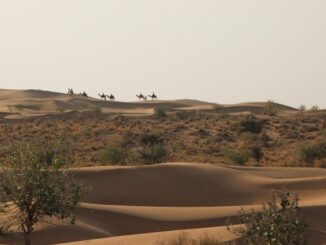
[{"xmin": 0, "ymin": 1, "xmax": 325, "ymax": 108}]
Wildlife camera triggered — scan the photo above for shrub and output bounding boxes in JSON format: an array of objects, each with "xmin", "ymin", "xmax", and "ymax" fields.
[
  {"xmin": 98, "ymin": 144, "xmax": 127, "ymax": 165},
  {"xmin": 224, "ymin": 149, "xmax": 250, "ymax": 165},
  {"xmin": 139, "ymin": 144, "xmax": 168, "ymax": 164},
  {"xmin": 299, "ymin": 141, "xmax": 326, "ymax": 163},
  {"xmin": 156, "ymin": 231, "xmax": 223, "ymax": 245},
  {"xmin": 238, "ymin": 117, "xmax": 264, "ymax": 134},
  {"xmin": 310, "ymin": 105, "xmax": 319, "ymax": 111},
  {"xmin": 155, "ymin": 108, "xmax": 167, "ymax": 118},
  {"xmin": 250, "ymin": 146, "xmax": 263, "ymax": 163},
  {"xmin": 228, "ymin": 191, "xmax": 308, "ymax": 245},
  {"xmin": 265, "ymin": 100, "xmax": 278, "ymax": 116},
  {"xmin": 140, "ymin": 133, "xmax": 162, "ymax": 145},
  {"xmin": 34, "ymin": 135, "xmax": 74, "ymax": 167},
  {"xmin": 298, "ymin": 105, "xmax": 306, "ymax": 113}
]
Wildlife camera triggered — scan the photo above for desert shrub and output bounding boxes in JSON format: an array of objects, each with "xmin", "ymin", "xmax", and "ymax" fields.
[
  {"xmin": 298, "ymin": 105, "xmax": 306, "ymax": 113},
  {"xmin": 250, "ymin": 146, "xmax": 263, "ymax": 163},
  {"xmin": 138, "ymin": 133, "xmax": 168, "ymax": 164},
  {"xmin": 156, "ymin": 231, "xmax": 224, "ymax": 245},
  {"xmin": 140, "ymin": 133, "xmax": 162, "ymax": 145},
  {"xmin": 139, "ymin": 144, "xmax": 168, "ymax": 164},
  {"xmin": 310, "ymin": 105, "xmax": 319, "ymax": 111},
  {"xmin": 265, "ymin": 100, "xmax": 278, "ymax": 116},
  {"xmin": 97, "ymin": 144, "xmax": 127, "ymax": 165},
  {"xmin": 224, "ymin": 149, "xmax": 250, "ymax": 165},
  {"xmin": 299, "ymin": 141, "xmax": 326, "ymax": 163},
  {"xmin": 34, "ymin": 135, "xmax": 74, "ymax": 166},
  {"xmin": 155, "ymin": 108, "xmax": 167, "ymax": 118},
  {"xmin": 228, "ymin": 191, "xmax": 308, "ymax": 245},
  {"xmin": 238, "ymin": 117, "xmax": 264, "ymax": 134},
  {"xmin": 92, "ymin": 106, "xmax": 103, "ymax": 117}
]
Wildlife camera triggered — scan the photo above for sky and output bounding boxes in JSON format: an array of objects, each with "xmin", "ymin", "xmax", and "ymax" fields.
[{"xmin": 0, "ymin": 0, "xmax": 325, "ymax": 108}]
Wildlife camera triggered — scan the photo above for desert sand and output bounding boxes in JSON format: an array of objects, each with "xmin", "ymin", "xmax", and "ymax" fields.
[
  {"xmin": 1, "ymin": 163, "xmax": 325, "ymax": 244},
  {"xmin": 0, "ymin": 89, "xmax": 297, "ymax": 119},
  {"xmin": 0, "ymin": 89, "xmax": 325, "ymax": 244}
]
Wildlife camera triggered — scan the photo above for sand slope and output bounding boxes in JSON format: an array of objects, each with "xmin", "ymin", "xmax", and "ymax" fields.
[
  {"xmin": 0, "ymin": 89, "xmax": 297, "ymax": 119},
  {"xmin": 1, "ymin": 163, "xmax": 325, "ymax": 245}
]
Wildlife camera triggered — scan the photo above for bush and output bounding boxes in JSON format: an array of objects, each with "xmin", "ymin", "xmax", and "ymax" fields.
[
  {"xmin": 34, "ymin": 135, "xmax": 74, "ymax": 167},
  {"xmin": 224, "ymin": 149, "xmax": 250, "ymax": 165},
  {"xmin": 238, "ymin": 117, "xmax": 264, "ymax": 134},
  {"xmin": 155, "ymin": 108, "xmax": 167, "ymax": 118},
  {"xmin": 250, "ymin": 146, "xmax": 263, "ymax": 163},
  {"xmin": 228, "ymin": 191, "xmax": 308, "ymax": 245},
  {"xmin": 98, "ymin": 144, "xmax": 127, "ymax": 165},
  {"xmin": 140, "ymin": 133, "xmax": 162, "ymax": 145},
  {"xmin": 299, "ymin": 141, "xmax": 326, "ymax": 163},
  {"xmin": 265, "ymin": 100, "xmax": 278, "ymax": 116},
  {"xmin": 156, "ymin": 231, "xmax": 223, "ymax": 245},
  {"xmin": 139, "ymin": 144, "xmax": 168, "ymax": 164}
]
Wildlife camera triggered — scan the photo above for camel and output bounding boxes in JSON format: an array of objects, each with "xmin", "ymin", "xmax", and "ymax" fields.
[
  {"xmin": 148, "ymin": 93, "xmax": 157, "ymax": 100},
  {"xmin": 67, "ymin": 88, "xmax": 74, "ymax": 96},
  {"xmin": 107, "ymin": 94, "xmax": 115, "ymax": 101},
  {"xmin": 98, "ymin": 93, "xmax": 107, "ymax": 100},
  {"xmin": 79, "ymin": 91, "xmax": 88, "ymax": 98},
  {"xmin": 136, "ymin": 93, "xmax": 145, "ymax": 100}
]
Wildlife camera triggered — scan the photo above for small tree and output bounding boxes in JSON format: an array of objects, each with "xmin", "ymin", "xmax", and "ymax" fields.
[
  {"xmin": 139, "ymin": 133, "xmax": 168, "ymax": 164},
  {"xmin": 265, "ymin": 100, "xmax": 277, "ymax": 116},
  {"xmin": 298, "ymin": 105, "xmax": 306, "ymax": 113},
  {"xmin": 228, "ymin": 191, "xmax": 308, "ymax": 245},
  {"xmin": 250, "ymin": 146, "xmax": 263, "ymax": 163},
  {"xmin": 155, "ymin": 108, "xmax": 167, "ymax": 118},
  {"xmin": 0, "ymin": 142, "xmax": 83, "ymax": 245}
]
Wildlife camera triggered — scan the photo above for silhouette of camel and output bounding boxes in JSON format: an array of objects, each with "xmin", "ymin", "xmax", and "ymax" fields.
[
  {"xmin": 148, "ymin": 93, "xmax": 157, "ymax": 100},
  {"xmin": 98, "ymin": 93, "xmax": 107, "ymax": 100},
  {"xmin": 107, "ymin": 94, "xmax": 115, "ymax": 101},
  {"xmin": 79, "ymin": 91, "xmax": 88, "ymax": 98},
  {"xmin": 136, "ymin": 93, "xmax": 145, "ymax": 100},
  {"xmin": 67, "ymin": 88, "xmax": 74, "ymax": 96}
]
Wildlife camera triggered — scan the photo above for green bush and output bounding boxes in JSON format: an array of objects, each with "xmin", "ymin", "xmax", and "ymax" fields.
[
  {"xmin": 140, "ymin": 133, "xmax": 162, "ymax": 145},
  {"xmin": 250, "ymin": 146, "xmax": 263, "ymax": 162},
  {"xmin": 139, "ymin": 144, "xmax": 168, "ymax": 164},
  {"xmin": 155, "ymin": 108, "xmax": 167, "ymax": 118},
  {"xmin": 238, "ymin": 117, "xmax": 264, "ymax": 134},
  {"xmin": 34, "ymin": 136, "xmax": 74, "ymax": 167},
  {"xmin": 228, "ymin": 191, "xmax": 308, "ymax": 245},
  {"xmin": 156, "ymin": 231, "xmax": 223, "ymax": 245},
  {"xmin": 299, "ymin": 141, "xmax": 326, "ymax": 163},
  {"xmin": 265, "ymin": 100, "xmax": 278, "ymax": 116},
  {"xmin": 98, "ymin": 144, "xmax": 127, "ymax": 165},
  {"xmin": 224, "ymin": 149, "xmax": 249, "ymax": 165}
]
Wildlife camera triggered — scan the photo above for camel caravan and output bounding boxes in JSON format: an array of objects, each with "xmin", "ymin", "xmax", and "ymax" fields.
[
  {"xmin": 136, "ymin": 92, "xmax": 157, "ymax": 101},
  {"xmin": 67, "ymin": 88, "xmax": 88, "ymax": 98},
  {"xmin": 67, "ymin": 89, "xmax": 157, "ymax": 102}
]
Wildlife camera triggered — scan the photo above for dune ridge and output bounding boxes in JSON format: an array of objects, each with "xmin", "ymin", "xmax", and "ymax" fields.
[{"xmin": 0, "ymin": 89, "xmax": 298, "ymax": 119}]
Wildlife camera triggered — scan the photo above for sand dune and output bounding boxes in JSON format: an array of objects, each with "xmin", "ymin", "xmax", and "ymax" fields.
[
  {"xmin": 0, "ymin": 89, "xmax": 298, "ymax": 119},
  {"xmin": 1, "ymin": 163, "xmax": 325, "ymax": 245}
]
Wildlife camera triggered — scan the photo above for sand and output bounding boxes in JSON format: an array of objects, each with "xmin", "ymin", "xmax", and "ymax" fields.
[
  {"xmin": 1, "ymin": 162, "xmax": 325, "ymax": 245},
  {"xmin": 0, "ymin": 89, "xmax": 297, "ymax": 119}
]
